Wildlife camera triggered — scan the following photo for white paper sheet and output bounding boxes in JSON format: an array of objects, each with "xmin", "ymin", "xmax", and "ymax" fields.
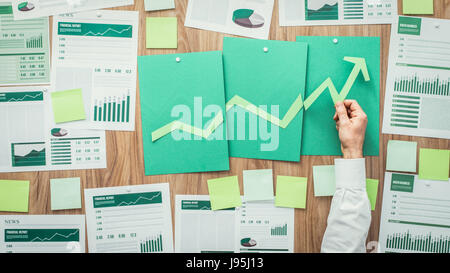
[
  {"xmin": 0, "ymin": 215, "xmax": 85, "ymax": 253},
  {"xmin": 52, "ymin": 10, "xmax": 139, "ymax": 131},
  {"xmin": 379, "ymin": 172, "xmax": 450, "ymax": 253},
  {"xmin": 382, "ymin": 16, "xmax": 450, "ymax": 139},
  {"xmin": 235, "ymin": 199, "xmax": 294, "ymax": 253},
  {"xmin": 0, "ymin": 86, "xmax": 107, "ymax": 173},
  {"xmin": 85, "ymin": 183, "xmax": 174, "ymax": 253},
  {"xmin": 175, "ymin": 195, "xmax": 236, "ymax": 253},
  {"xmin": 11, "ymin": 0, "xmax": 134, "ymax": 20},
  {"xmin": 144, "ymin": 0, "xmax": 174, "ymax": 11},
  {"xmin": 279, "ymin": 0, "xmax": 397, "ymax": 26},
  {"xmin": 184, "ymin": 0, "xmax": 274, "ymax": 40}
]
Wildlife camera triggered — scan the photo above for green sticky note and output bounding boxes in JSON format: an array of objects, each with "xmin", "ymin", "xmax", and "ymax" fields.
[
  {"xmin": 146, "ymin": 17, "xmax": 177, "ymax": 49},
  {"xmin": 50, "ymin": 178, "xmax": 82, "ymax": 210},
  {"xmin": 0, "ymin": 180, "xmax": 29, "ymax": 212},
  {"xmin": 223, "ymin": 37, "xmax": 308, "ymax": 162},
  {"xmin": 366, "ymin": 179, "xmax": 379, "ymax": 211},
  {"xmin": 297, "ymin": 36, "xmax": 380, "ymax": 156},
  {"xmin": 419, "ymin": 149, "xmax": 450, "ymax": 181},
  {"xmin": 207, "ymin": 176, "xmax": 242, "ymax": 210},
  {"xmin": 403, "ymin": 0, "xmax": 434, "ymax": 14},
  {"xmin": 51, "ymin": 88, "xmax": 86, "ymax": 124},
  {"xmin": 144, "ymin": 0, "xmax": 175, "ymax": 11},
  {"xmin": 275, "ymin": 176, "xmax": 307, "ymax": 209},
  {"xmin": 243, "ymin": 169, "xmax": 274, "ymax": 201},
  {"xmin": 386, "ymin": 140, "xmax": 417, "ymax": 173},
  {"xmin": 138, "ymin": 51, "xmax": 230, "ymax": 175},
  {"xmin": 313, "ymin": 165, "xmax": 336, "ymax": 196}
]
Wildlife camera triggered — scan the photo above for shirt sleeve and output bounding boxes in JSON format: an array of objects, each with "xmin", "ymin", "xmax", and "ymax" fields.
[{"xmin": 320, "ymin": 158, "xmax": 372, "ymax": 253}]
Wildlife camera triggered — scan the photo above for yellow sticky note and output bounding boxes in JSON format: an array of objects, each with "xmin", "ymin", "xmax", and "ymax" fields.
[
  {"xmin": 51, "ymin": 88, "xmax": 86, "ymax": 123},
  {"xmin": 207, "ymin": 176, "xmax": 242, "ymax": 210},
  {"xmin": 403, "ymin": 0, "xmax": 434, "ymax": 15},
  {"xmin": 146, "ymin": 17, "xmax": 178, "ymax": 49},
  {"xmin": 366, "ymin": 179, "xmax": 379, "ymax": 211},
  {"xmin": 419, "ymin": 148, "xmax": 450, "ymax": 181},
  {"xmin": 0, "ymin": 180, "xmax": 30, "ymax": 212},
  {"xmin": 275, "ymin": 176, "xmax": 307, "ymax": 209}
]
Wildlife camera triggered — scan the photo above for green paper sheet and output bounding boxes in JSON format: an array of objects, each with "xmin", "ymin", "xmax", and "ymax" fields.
[
  {"xmin": 313, "ymin": 165, "xmax": 336, "ymax": 197},
  {"xmin": 207, "ymin": 176, "xmax": 242, "ymax": 210},
  {"xmin": 0, "ymin": 180, "xmax": 29, "ymax": 212},
  {"xmin": 366, "ymin": 179, "xmax": 379, "ymax": 211},
  {"xmin": 145, "ymin": 0, "xmax": 175, "ymax": 11},
  {"xmin": 419, "ymin": 149, "xmax": 450, "ymax": 181},
  {"xmin": 138, "ymin": 51, "xmax": 230, "ymax": 175},
  {"xmin": 223, "ymin": 37, "xmax": 308, "ymax": 162},
  {"xmin": 50, "ymin": 178, "xmax": 82, "ymax": 210},
  {"xmin": 275, "ymin": 176, "xmax": 307, "ymax": 209},
  {"xmin": 386, "ymin": 140, "xmax": 417, "ymax": 173},
  {"xmin": 296, "ymin": 36, "xmax": 380, "ymax": 156},
  {"xmin": 243, "ymin": 169, "xmax": 274, "ymax": 201},
  {"xmin": 403, "ymin": 0, "xmax": 434, "ymax": 15},
  {"xmin": 51, "ymin": 88, "xmax": 86, "ymax": 124},
  {"xmin": 146, "ymin": 17, "xmax": 177, "ymax": 49}
]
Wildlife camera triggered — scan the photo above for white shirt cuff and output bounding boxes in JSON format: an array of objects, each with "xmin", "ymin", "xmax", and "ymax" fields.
[{"xmin": 334, "ymin": 158, "xmax": 366, "ymax": 189}]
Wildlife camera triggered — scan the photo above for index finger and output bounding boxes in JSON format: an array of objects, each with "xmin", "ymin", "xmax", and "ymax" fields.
[{"xmin": 343, "ymin": 100, "xmax": 365, "ymax": 116}]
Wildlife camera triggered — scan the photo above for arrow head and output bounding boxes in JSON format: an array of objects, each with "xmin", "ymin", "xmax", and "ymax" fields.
[{"xmin": 344, "ymin": 57, "xmax": 370, "ymax": 82}]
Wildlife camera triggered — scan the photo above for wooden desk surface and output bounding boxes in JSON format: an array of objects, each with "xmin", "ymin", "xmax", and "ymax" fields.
[{"xmin": 0, "ymin": 0, "xmax": 449, "ymax": 253}]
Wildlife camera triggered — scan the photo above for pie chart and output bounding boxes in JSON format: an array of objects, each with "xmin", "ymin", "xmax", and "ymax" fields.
[
  {"xmin": 233, "ymin": 9, "xmax": 265, "ymax": 28},
  {"xmin": 51, "ymin": 128, "xmax": 68, "ymax": 137},
  {"xmin": 18, "ymin": 2, "xmax": 35, "ymax": 11},
  {"xmin": 240, "ymin": 237, "xmax": 257, "ymax": 247}
]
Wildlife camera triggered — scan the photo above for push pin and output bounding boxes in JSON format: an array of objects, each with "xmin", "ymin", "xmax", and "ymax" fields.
[
  {"xmin": 176, "ymin": 57, "xmax": 181, "ymax": 63},
  {"xmin": 263, "ymin": 47, "xmax": 269, "ymax": 53},
  {"xmin": 96, "ymin": 11, "xmax": 102, "ymax": 18},
  {"xmin": 126, "ymin": 186, "xmax": 132, "ymax": 193},
  {"xmin": 434, "ymin": 23, "xmax": 440, "ymax": 29},
  {"xmin": 333, "ymin": 38, "xmax": 338, "ymax": 44}
]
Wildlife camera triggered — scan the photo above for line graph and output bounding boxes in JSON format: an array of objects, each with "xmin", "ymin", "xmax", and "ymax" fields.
[
  {"xmin": 30, "ymin": 230, "xmax": 79, "ymax": 242},
  {"xmin": 151, "ymin": 57, "xmax": 370, "ymax": 142},
  {"xmin": 58, "ymin": 22, "xmax": 133, "ymax": 38},
  {"xmin": 84, "ymin": 26, "xmax": 132, "ymax": 37},
  {"xmin": 117, "ymin": 192, "xmax": 162, "ymax": 206},
  {"xmin": 5, "ymin": 229, "xmax": 80, "ymax": 242},
  {"xmin": 93, "ymin": 191, "xmax": 163, "ymax": 208},
  {"xmin": 0, "ymin": 91, "xmax": 43, "ymax": 103}
]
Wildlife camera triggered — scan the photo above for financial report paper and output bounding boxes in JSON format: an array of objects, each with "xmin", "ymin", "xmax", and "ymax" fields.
[
  {"xmin": 379, "ymin": 172, "xmax": 450, "ymax": 253},
  {"xmin": 11, "ymin": 0, "xmax": 134, "ymax": 20},
  {"xmin": 0, "ymin": 3, "xmax": 50, "ymax": 86},
  {"xmin": 279, "ymin": 0, "xmax": 397, "ymax": 26},
  {"xmin": 0, "ymin": 86, "xmax": 107, "ymax": 173},
  {"xmin": 52, "ymin": 10, "xmax": 139, "ymax": 131},
  {"xmin": 382, "ymin": 16, "xmax": 450, "ymax": 139},
  {"xmin": 85, "ymin": 183, "xmax": 174, "ymax": 253},
  {"xmin": 0, "ymin": 215, "xmax": 86, "ymax": 253}
]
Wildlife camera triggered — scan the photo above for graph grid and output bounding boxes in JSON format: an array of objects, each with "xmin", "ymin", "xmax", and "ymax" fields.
[
  {"xmin": 93, "ymin": 94, "xmax": 130, "ymax": 123},
  {"xmin": 271, "ymin": 224, "xmax": 287, "ymax": 236},
  {"xmin": 394, "ymin": 74, "xmax": 450, "ymax": 96},
  {"xmin": 386, "ymin": 231, "xmax": 450, "ymax": 253},
  {"xmin": 140, "ymin": 234, "xmax": 163, "ymax": 253}
]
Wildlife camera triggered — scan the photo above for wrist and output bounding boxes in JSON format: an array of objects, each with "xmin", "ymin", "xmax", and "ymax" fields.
[{"xmin": 342, "ymin": 147, "xmax": 363, "ymax": 159}]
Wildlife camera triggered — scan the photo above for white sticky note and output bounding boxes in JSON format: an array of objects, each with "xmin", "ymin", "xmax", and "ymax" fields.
[{"xmin": 243, "ymin": 169, "xmax": 274, "ymax": 202}]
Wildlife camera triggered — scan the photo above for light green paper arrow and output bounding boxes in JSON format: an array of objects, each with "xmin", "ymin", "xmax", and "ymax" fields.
[{"xmin": 151, "ymin": 56, "xmax": 370, "ymax": 142}]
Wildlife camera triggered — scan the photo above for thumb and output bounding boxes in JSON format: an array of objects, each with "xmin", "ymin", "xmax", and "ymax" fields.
[{"xmin": 335, "ymin": 101, "xmax": 350, "ymax": 124}]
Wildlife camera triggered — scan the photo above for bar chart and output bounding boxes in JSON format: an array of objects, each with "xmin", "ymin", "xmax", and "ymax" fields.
[
  {"xmin": 385, "ymin": 230, "xmax": 450, "ymax": 253},
  {"xmin": 140, "ymin": 234, "xmax": 164, "ymax": 253},
  {"xmin": 93, "ymin": 93, "xmax": 130, "ymax": 123},
  {"xmin": 394, "ymin": 74, "xmax": 450, "ymax": 96},
  {"xmin": 26, "ymin": 34, "xmax": 43, "ymax": 48},
  {"xmin": 271, "ymin": 224, "xmax": 287, "ymax": 236}
]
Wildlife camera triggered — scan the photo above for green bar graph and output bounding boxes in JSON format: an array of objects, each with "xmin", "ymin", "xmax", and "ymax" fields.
[
  {"xmin": 386, "ymin": 231, "xmax": 450, "ymax": 253},
  {"xmin": 140, "ymin": 234, "xmax": 163, "ymax": 253},
  {"xmin": 394, "ymin": 74, "xmax": 450, "ymax": 96},
  {"xmin": 271, "ymin": 224, "xmax": 288, "ymax": 236},
  {"xmin": 93, "ymin": 94, "xmax": 130, "ymax": 123}
]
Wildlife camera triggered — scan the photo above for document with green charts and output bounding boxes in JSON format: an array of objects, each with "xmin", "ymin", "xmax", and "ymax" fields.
[
  {"xmin": 379, "ymin": 172, "xmax": 450, "ymax": 253},
  {"xmin": 138, "ymin": 51, "xmax": 229, "ymax": 175},
  {"xmin": 382, "ymin": 16, "xmax": 450, "ymax": 140},
  {"xmin": 175, "ymin": 195, "xmax": 236, "ymax": 253},
  {"xmin": 223, "ymin": 37, "xmax": 308, "ymax": 162},
  {"xmin": 0, "ymin": 3, "xmax": 50, "ymax": 86},
  {"xmin": 0, "ymin": 215, "xmax": 85, "ymax": 253},
  {"xmin": 84, "ymin": 184, "xmax": 173, "ymax": 253},
  {"xmin": 297, "ymin": 36, "xmax": 380, "ymax": 156},
  {"xmin": 0, "ymin": 86, "xmax": 106, "ymax": 173}
]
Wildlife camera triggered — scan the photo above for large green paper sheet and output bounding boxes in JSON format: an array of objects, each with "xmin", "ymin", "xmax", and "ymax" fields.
[
  {"xmin": 207, "ymin": 176, "xmax": 242, "ymax": 210},
  {"xmin": 296, "ymin": 36, "xmax": 380, "ymax": 156},
  {"xmin": 386, "ymin": 140, "xmax": 417, "ymax": 173},
  {"xmin": 146, "ymin": 17, "xmax": 178, "ymax": 49},
  {"xmin": 275, "ymin": 176, "xmax": 307, "ymax": 209},
  {"xmin": 419, "ymin": 148, "xmax": 450, "ymax": 181},
  {"xmin": 223, "ymin": 37, "xmax": 308, "ymax": 162},
  {"xmin": 0, "ymin": 180, "xmax": 29, "ymax": 212},
  {"xmin": 403, "ymin": 0, "xmax": 434, "ymax": 15},
  {"xmin": 50, "ymin": 178, "xmax": 82, "ymax": 210},
  {"xmin": 138, "ymin": 51, "xmax": 230, "ymax": 175},
  {"xmin": 51, "ymin": 88, "xmax": 86, "ymax": 124}
]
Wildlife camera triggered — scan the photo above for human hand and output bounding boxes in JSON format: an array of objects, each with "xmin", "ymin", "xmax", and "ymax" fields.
[{"xmin": 333, "ymin": 100, "xmax": 368, "ymax": 159}]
